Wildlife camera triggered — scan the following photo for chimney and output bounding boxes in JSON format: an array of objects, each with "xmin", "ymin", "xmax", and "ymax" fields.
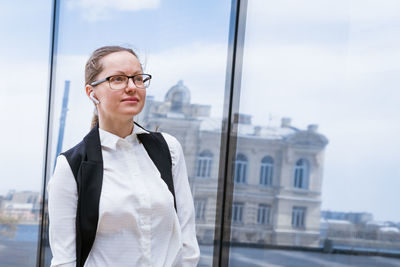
[
  {"xmin": 307, "ymin": 124, "xmax": 318, "ymax": 133},
  {"xmin": 281, "ymin": 117, "xmax": 291, "ymax": 128},
  {"xmin": 234, "ymin": 113, "xmax": 252, "ymax": 125}
]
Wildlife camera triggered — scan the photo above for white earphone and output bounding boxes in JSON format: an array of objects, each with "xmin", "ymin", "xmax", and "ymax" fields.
[{"xmin": 89, "ymin": 92, "xmax": 100, "ymax": 104}]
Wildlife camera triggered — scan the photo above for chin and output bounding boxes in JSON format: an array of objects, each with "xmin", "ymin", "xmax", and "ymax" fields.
[{"xmin": 123, "ymin": 109, "xmax": 143, "ymax": 117}]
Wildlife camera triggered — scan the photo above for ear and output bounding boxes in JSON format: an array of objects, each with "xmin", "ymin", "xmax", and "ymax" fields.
[{"xmin": 85, "ymin": 84, "xmax": 93, "ymax": 98}]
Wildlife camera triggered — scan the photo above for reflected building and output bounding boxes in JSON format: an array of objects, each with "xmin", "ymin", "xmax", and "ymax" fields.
[
  {"xmin": 0, "ymin": 190, "xmax": 40, "ymax": 223},
  {"xmin": 322, "ymin": 211, "xmax": 373, "ymax": 225},
  {"xmin": 141, "ymin": 81, "xmax": 329, "ymax": 247},
  {"xmin": 321, "ymin": 211, "xmax": 400, "ymax": 251}
]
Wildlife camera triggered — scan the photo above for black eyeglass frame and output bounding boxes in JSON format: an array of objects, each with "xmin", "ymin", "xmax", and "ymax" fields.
[{"xmin": 89, "ymin": 73, "xmax": 152, "ymax": 90}]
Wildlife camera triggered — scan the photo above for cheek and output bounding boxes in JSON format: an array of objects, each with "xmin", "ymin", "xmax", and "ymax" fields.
[
  {"xmin": 99, "ymin": 91, "xmax": 120, "ymax": 108},
  {"xmin": 140, "ymin": 91, "xmax": 146, "ymax": 107},
  {"xmin": 139, "ymin": 89, "xmax": 146, "ymax": 99}
]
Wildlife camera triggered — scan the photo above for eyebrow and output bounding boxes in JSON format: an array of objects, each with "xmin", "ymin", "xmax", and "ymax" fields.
[{"xmin": 108, "ymin": 70, "xmax": 143, "ymax": 76}]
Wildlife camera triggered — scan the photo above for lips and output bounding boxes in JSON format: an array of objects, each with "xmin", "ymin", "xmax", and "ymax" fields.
[{"xmin": 122, "ymin": 97, "xmax": 139, "ymax": 103}]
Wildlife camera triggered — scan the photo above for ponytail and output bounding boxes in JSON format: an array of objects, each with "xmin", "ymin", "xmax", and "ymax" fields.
[{"xmin": 90, "ymin": 110, "xmax": 99, "ymax": 129}]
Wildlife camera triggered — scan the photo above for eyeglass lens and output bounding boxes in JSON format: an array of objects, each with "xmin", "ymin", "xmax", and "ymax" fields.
[{"xmin": 109, "ymin": 75, "xmax": 150, "ymax": 90}]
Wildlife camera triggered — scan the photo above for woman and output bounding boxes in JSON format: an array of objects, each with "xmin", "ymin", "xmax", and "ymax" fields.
[{"xmin": 48, "ymin": 46, "xmax": 200, "ymax": 267}]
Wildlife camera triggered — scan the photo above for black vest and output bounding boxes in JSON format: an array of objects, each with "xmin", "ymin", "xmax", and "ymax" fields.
[{"xmin": 61, "ymin": 123, "xmax": 176, "ymax": 267}]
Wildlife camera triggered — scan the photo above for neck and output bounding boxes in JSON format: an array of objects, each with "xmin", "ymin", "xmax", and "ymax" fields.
[{"xmin": 98, "ymin": 116, "xmax": 134, "ymax": 138}]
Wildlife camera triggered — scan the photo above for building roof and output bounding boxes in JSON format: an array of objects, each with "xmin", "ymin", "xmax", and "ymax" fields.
[
  {"xmin": 200, "ymin": 116, "xmax": 328, "ymax": 147},
  {"xmin": 379, "ymin": 227, "xmax": 400, "ymax": 233},
  {"xmin": 148, "ymin": 81, "xmax": 328, "ymax": 146},
  {"xmin": 164, "ymin": 80, "xmax": 191, "ymax": 105},
  {"xmin": 320, "ymin": 218, "xmax": 353, "ymax": 225}
]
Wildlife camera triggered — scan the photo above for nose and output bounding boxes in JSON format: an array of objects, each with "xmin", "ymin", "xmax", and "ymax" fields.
[{"xmin": 125, "ymin": 77, "xmax": 138, "ymax": 91}]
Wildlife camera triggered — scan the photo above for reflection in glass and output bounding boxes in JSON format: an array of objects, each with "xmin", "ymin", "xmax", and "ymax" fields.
[
  {"xmin": 0, "ymin": 0, "xmax": 52, "ymax": 266},
  {"xmin": 228, "ymin": 0, "xmax": 400, "ymax": 265},
  {"xmin": 260, "ymin": 156, "xmax": 274, "ymax": 186},
  {"xmin": 231, "ymin": 117, "xmax": 328, "ymax": 248},
  {"xmin": 294, "ymin": 158, "xmax": 309, "ymax": 189},
  {"xmin": 196, "ymin": 151, "xmax": 213, "ymax": 178},
  {"xmin": 233, "ymin": 154, "xmax": 248, "ymax": 184},
  {"xmin": 142, "ymin": 81, "xmax": 223, "ymax": 255},
  {"xmin": 232, "ymin": 203, "xmax": 244, "ymax": 224},
  {"xmin": 44, "ymin": 2, "xmax": 231, "ymax": 266},
  {"xmin": 194, "ymin": 199, "xmax": 207, "ymax": 221},
  {"xmin": 292, "ymin": 207, "xmax": 307, "ymax": 229},
  {"xmin": 257, "ymin": 204, "xmax": 271, "ymax": 225}
]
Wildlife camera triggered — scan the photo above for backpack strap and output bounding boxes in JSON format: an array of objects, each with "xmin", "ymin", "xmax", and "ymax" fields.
[{"xmin": 135, "ymin": 122, "xmax": 177, "ymax": 211}]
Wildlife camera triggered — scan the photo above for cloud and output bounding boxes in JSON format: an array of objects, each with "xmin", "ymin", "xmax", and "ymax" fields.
[
  {"xmin": 0, "ymin": 60, "xmax": 49, "ymax": 195},
  {"xmin": 239, "ymin": 1, "xmax": 400, "ymax": 126},
  {"xmin": 349, "ymin": 0, "xmax": 400, "ymax": 22},
  {"xmin": 67, "ymin": 0, "xmax": 160, "ymax": 22},
  {"xmin": 248, "ymin": 0, "xmax": 400, "ymax": 25},
  {"xmin": 144, "ymin": 42, "xmax": 228, "ymax": 117},
  {"xmin": 247, "ymin": 0, "xmax": 351, "ymax": 24},
  {"xmin": 235, "ymin": 2, "xmax": 400, "ymax": 221}
]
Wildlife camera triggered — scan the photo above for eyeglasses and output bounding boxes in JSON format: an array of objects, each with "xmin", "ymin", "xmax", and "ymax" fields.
[{"xmin": 90, "ymin": 74, "xmax": 152, "ymax": 90}]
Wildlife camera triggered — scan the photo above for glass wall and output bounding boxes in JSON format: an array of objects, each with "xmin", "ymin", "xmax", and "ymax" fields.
[
  {"xmin": 1, "ymin": 1, "xmax": 400, "ymax": 266},
  {"xmin": 42, "ymin": 1, "xmax": 231, "ymax": 266},
  {"xmin": 228, "ymin": 0, "xmax": 400, "ymax": 266},
  {"xmin": 0, "ymin": 1, "xmax": 52, "ymax": 266}
]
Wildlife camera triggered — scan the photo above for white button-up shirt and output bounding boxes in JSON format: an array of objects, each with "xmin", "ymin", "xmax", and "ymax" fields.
[{"xmin": 48, "ymin": 126, "xmax": 200, "ymax": 267}]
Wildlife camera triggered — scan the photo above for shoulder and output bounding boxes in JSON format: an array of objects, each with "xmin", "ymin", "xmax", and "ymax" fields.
[
  {"xmin": 52, "ymin": 154, "xmax": 71, "ymax": 174},
  {"xmin": 60, "ymin": 125, "xmax": 100, "ymax": 178},
  {"xmin": 61, "ymin": 139, "xmax": 86, "ymax": 179},
  {"xmin": 47, "ymin": 154, "xmax": 77, "ymax": 193},
  {"xmin": 62, "ymin": 125, "xmax": 99, "ymax": 160},
  {"xmin": 62, "ymin": 139, "xmax": 86, "ymax": 161}
]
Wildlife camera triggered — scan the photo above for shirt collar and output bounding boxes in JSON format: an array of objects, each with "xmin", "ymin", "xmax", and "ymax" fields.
[
  {"xmin": 99, "ymin": 128, "xmax": 121, "ymax": 150},
  {"xmin": 134, "ymin": 124, "xmax": 150, "ymax": 135},
  {"xmin": 99, "ymin": 124, "xmax": 150, "ymax": 150}
]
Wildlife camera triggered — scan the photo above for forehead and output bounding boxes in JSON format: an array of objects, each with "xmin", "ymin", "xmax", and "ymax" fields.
[{"xmin": 100, "ymin": 51, "xmax": 141, "ymax": 74}]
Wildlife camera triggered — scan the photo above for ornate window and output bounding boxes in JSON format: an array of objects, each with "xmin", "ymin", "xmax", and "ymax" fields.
[
  {"xmin": 257, "ymin": 204, "xmax": 271, "ymax": 225},
  {"xmin": 194, "ymin": 199, "xmax": 207, "ymax": 220},
  {"xmin": 234, "ymin": 153, "xmax": 248, "ymax": 184},
  {"xmin": 232, "ymin": 202, "xmax": 244, "ymax": 223},
  {"xmin": 195, "ymin": 150, "xmax": 213, "ymax": 178},
  {"xmin": 292, "ymin": 206, "xmax": 306, "ymax": 228},
  {"xmin": 293, "ymin": 158, "xmax": 310, "ymax": 189},
  {"xmin": 260, "ymin": 156, "xmax": 274, "ymax": 186}
]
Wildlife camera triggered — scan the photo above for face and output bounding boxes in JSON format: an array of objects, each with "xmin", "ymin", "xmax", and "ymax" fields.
[{"xmin": 86, "ymin": 51, "xmax": 146, "ymax": 122}]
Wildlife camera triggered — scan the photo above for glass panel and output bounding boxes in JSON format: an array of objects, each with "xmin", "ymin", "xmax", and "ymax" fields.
[
  {"xmin": 229, "ymin": 0, "xmax": 400, "ymax": 266},
  {"xmin": 0, "ymin": 1, "xmax": 52, "ymax": 266},
  {"xmin": 44, "ymin": 1, "xmax": 231, "ymax": 266}
]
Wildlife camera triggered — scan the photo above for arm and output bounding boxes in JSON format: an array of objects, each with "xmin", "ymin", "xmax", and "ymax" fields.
[
  {"xmin": 47, "ymin": 155, "xmax": 77, "ymax": 267},
  {"xmin": 162, "ymin": 133, "xmax": 200, "ymax": 267}
]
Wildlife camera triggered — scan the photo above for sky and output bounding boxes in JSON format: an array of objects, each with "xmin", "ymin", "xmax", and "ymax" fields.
[
  {"xmin": 0, "ymin": 0, "xmax": 399, "ymax": 222},
  {"xmin": 239, "ymin": 0, "xmax": 400, "ymax": 222}
]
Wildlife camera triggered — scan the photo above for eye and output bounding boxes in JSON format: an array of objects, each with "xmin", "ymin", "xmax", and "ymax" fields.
[
  {"xmin": 134, "ymin": 75, "xmax": 144, "ymax": 83},
  {"xmin": 110, "ymin": 75, "xmax": 127, "ymax": 83}
]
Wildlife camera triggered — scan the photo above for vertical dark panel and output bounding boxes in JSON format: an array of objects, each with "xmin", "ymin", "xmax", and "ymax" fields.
[
  {"xmin": 37, "ymin": 0, "xmax": 60, "ymax": 266},
  {"xmin": 212, "ymin": 1, "xmax": 248, "ymax": 266}
]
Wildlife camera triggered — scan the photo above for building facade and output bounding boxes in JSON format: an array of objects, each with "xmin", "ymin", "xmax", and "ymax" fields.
[
  {"xmin": 140, "ymin": 81, "xmax": 329, "ymax": 247},
  {"xmin": 0, "ymin": 190, "xmax": 41, "ymax": 223}
]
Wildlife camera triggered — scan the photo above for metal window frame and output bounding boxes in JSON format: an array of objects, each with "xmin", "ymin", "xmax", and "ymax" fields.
[
  {"xmin": 37, "ymin": 0, "xmax": 60, "ymax": 266},
  {"xmin": 212, "ymin": 0, "xmax": 248, "ymax": 266}
]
